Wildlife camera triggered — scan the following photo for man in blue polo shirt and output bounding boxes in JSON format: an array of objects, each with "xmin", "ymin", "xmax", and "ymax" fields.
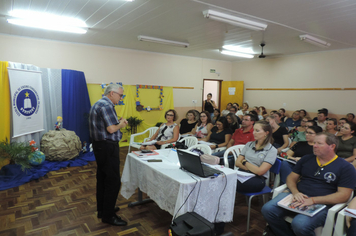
[
  {"xmin": 262, "ymin": 132, "xmax": 356, "ymax": 236},
  {"xmin": 89, "ymin": 84, "xmax": 128, "ymax": 226}
]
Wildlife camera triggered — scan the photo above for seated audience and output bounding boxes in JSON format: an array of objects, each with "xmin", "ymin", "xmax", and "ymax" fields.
[
  {"xmin": 315, "ymin": 108, "xmax": 328, "ymax": 130},
  {"xmin": 266, "ymin": 115, "xmax": 289, "ymax": 154},
  {"xmin": 211, "ymin": 109, "xmax": 221, "ymax": 125},
  {"xmin": 289, "ymin": 119, "xmax": 315, "ymax": 147},
  {"xmin": 347, "ymin": 113, "xmax": 355, "ymax": 123},
  {"xmin": 270, "ymin": 110, "xmax": 278, "ymax": 116},
  {"xmin": 201, "ymin": 116, "xmax": 232, "ymax": 150},
  {"xmin": 235, "ymin": 120, "xmax": 277, "ymax": 192},
  {"xmin": 260, "ymin": 106, "xmax": 268, "ymax": 119},
  {"xmin": 299, "ymin": 109, "xmax": 307, "ymax": 119},
  {"xmin": 347, "ymin": 197, "xmax": 356, "ymax": 236},
  {"xmin": 273, "ymin": 112, "xmax": 287, "ymax": 128},
  {"xmin": 278, "ymin": 108, "xmax": 287, "ymax": 122},
  {"xmin": 221, "ymin": 103, "xmax": 232, "ymax": 116},
  {"xmin": 229, "ymin": 106, "xmax": 242, "ymax": 124},
  {"xmin": 212, "ymin": 114, "xmax": 256, "ymax": 159},
  {"xmin": 179, "ymin": 110, "xmax": 198, "ymax": 134},
  {"xmin": 262, "ymin": 132, "xmax": 356, "ymax": 236},
  {"xmin": 189, "ymin": 111, "xmax": 213, "ymax": 140},
  {"xmin": 284, "ymin": 110, "xmax": 301, "ymax": 131},
  {"xmin": 232, "ymin": 102, "xmax": 240, "ymax": 110},
  {"xmin": 141, "ymin": 109, "xmax": 179, "ymax": 150},
  {"xmin": 226, "ymin": 112, "xmax": 239, "ymax": 133},
  {"xmin": 252, "ymin": 106, "xmax": 264, "ymax": 120},
  {"xmin": 236, "ymin": 102, "xmax": 249, "ymax": 119},
  {"xmin": 337, "ymin": 121, "xmax": 356, "ymax": 163},
  {"xmin": 339, "ymin": 117, "xmax": 348, "ymax": 131},
  {"xmin": 326, "ymin": 118, "xmax": 339, "ymax": 135},
  {"xmin": 280, "ymin": 125, "xmax": 323, "ymax": 184}
]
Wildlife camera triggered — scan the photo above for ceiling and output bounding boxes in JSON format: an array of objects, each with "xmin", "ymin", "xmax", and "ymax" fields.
[{"xmin": 1, "ymin": 0, "xmax": 356, "ymax": 61}]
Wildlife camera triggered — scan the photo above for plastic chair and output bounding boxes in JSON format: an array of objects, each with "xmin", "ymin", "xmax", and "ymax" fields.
[
  {"xmin": 223, "ymin": 145, "xmax": 245, "ymax": 168},
  {"xmin": 334, "ymin": 208, "xmax": 348, "ymax": 236},
  {"xmin": 281, "ymin": 137, "xmax": 291, "ymax": 153},
  {"xmin": 187, "ymin": 144, "xmax": 212, "ymax": 155},
  {"xmin": 179, "ymin": 136, "xmax": 198, "ymax": 148},
  {"xmin": 128, "ymin": 127, "xmax": 158, "ymax": 153},
  {"xmin": 238, "ymin": 158, "xmax": 282, "ymax": 232},
  {"xmin": 272, "ymin": 185, "xmax": 354, "ymax": 236}
]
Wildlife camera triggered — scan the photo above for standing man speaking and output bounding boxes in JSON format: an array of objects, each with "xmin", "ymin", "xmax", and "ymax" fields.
[{"xmin": 89, "ymin": 84, "xmax": 128, "ymax": 226}]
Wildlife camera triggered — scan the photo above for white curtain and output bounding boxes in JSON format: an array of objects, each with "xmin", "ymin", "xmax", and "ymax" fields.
[{"xmin": 8, "ymin": 62, "xmax": 62, "ymax": 149}]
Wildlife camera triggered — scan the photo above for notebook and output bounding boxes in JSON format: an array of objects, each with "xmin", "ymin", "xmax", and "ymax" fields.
[{"xmin": 177, "ymin": 149, "xmax": 223, "ymax": 178}]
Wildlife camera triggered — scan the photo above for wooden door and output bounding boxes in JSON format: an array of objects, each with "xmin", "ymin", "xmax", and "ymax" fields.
[{"xmin": 220, "ymin": 81, "xmax": 244, "ymax": 110}]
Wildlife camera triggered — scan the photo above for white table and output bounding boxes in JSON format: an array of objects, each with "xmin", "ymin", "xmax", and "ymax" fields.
[{"xmin": 120, "ymin": 149, "xmax": 238, "ymax": 223}]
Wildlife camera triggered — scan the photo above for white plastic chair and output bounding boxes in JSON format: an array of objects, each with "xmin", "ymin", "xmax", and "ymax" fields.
[
  {"xmin": 223, "ymin": 145, "xmax": 245, "ymax": 168},
  {"xmin": 187, "ymin": 144, "xmax": 212, "ymax": 155},
  {"xmin": 179, "ymin": 136, "xmax": 198, "ymax": 148},
  {"xmin": 281, "ymin": 137, "xmax": 291, "ymax": 153},
  {"xmin": 128, "ymin": 127, "xmax": 158, "ymax": 153},
  {"xmin": 272, "ymin": 184, "xmax": 354, "ymax": 236}
]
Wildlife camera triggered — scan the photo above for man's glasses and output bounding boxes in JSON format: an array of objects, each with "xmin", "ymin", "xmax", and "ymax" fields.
[
  {"xmin": 314, "ymin": 166, "xmax": 324, "ymax": 176},
  {"xmin": 113, "ymin": 91, "xmax": 124, "ymax": 97}
]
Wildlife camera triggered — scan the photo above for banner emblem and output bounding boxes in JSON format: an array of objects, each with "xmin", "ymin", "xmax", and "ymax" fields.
[{"xmin": 13, "ymin": 86, "xmax": 40, "ymax": 117}]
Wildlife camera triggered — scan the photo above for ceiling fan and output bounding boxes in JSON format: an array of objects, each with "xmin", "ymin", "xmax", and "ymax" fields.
[{"xmin": 259, "ymin": 43, "xmax": 266, "ymax": 58}]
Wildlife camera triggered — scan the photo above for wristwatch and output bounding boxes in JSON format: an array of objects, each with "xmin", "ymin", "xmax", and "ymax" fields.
[
  {"xmin": 215, "ymin": 144, "xmax": 219, "ymax": 149},
  {"xmin": 242, "ymin": 160, "xmax": 247, "ymax": 166}
]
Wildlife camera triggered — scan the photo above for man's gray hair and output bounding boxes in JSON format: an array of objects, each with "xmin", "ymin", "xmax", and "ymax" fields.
[
  {"xmin": 104, "ymin": 84, "xmax": 124, "ymax": 96},
  {"xmin": 317, "ymin": 132, "xmax": 339, "ymax": 152}
]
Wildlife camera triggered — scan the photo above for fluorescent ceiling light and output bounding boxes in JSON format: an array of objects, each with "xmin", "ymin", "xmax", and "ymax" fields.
[
  {"xmin": 220, "ymin": 50, "xmax": 254, "ymax": 58},
  {"xmin": 203, "ymin": 10, "xmax": 267, "ymax": 31},
  {"xmin": 138, "ymin": 35, "xmax": 189, "ymax": 48},
  {"xmin": 299, "ymin": 34, "xmax": 331, "ymax": 48},
  {"xmin": 7, "ymin": 10, "xmax": 87, "ymax": 34},
  {"xmin": 222, "ymin": 45, "xmax": 255, "ymax": 54}
]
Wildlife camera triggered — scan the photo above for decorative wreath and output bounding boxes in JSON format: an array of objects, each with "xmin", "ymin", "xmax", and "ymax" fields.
[
  {"xmin": 101, "ymin": 82, "xmax": 125, "ymax": 105},
  {"xmin": 136, "ymin": 85, "xmax": 163, "ymax": 112}
]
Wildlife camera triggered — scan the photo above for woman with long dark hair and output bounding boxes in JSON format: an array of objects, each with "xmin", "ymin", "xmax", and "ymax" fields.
[
  {"xmin": 189, "ymin": 111, "xmax": 213, "ymax": 140},
  {"xmin": 201, "ymin": 116, "xmax": 232, "ymax": 150}
]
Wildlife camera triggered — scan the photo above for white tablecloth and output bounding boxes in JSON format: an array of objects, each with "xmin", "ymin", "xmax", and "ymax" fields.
[{"xmin": 120, "ymin": 149, "xmax": 237, "ymax": 222}]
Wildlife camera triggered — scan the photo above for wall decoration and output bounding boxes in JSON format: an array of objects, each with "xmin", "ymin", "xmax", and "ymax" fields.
[
  {"xmin": 100, "ymin": 82, "xmax": 125, "ymax": 105},
  {"xmin": 136, "ymin": 84, "xmax": 163, "ymax": 111}
]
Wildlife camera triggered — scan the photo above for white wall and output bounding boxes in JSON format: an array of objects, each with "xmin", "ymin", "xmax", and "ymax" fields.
[
  {"xmin": 0, "ymin": 34, "xmax": 232, "ymax": 108},
  {"xmin": 232, "ymin": 49, "xmax": 356, "ymax": 116}
]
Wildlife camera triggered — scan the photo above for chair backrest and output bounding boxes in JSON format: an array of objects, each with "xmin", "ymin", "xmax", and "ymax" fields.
[
  {"xmin": 270, "ymin": 158, "xmax": 282, "ymax": 175},
  {"xmin": 223, "ymin": 145, "xmax": 245, "ymax": 168},
  {"xmin": 269, "ymin": 158, "xmax": 282, "ymax": 188},
  {"xmin": 188, "ymin": 144, "xmax": 212, "ymax": 155},
  {"xmin": 143, "ymin": 127, "xmax": 159, "ymax": 142},
  {"xmin": 180, "ymin": 136, "xmax": 198, "ymax": 148}
]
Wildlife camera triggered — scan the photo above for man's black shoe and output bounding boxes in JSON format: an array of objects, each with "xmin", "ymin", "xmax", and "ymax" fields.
[
  {"xmin": 102, "ymin": 215, "xmax": 127, "ymax": 226},
  {"xmin": 97, "ymin": 207, "xmax": 120, "ymax": 218}
]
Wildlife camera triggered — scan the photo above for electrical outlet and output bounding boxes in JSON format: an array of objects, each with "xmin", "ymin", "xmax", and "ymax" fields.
[{"xmin": 192, "ymin": 100, "xmax": 197, "ymax": 104}]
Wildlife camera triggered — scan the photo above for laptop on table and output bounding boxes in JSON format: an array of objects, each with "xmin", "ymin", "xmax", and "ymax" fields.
[{"xmin": 177, "ymin": 149, "xmax": 223, "ymax": 178}]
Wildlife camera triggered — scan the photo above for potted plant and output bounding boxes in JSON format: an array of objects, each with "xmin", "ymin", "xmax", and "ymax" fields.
[
  {"xmin": 0, "ymin": 139, "xmax": 33, "ymax": 171},
  {"xmin": 125, "ymin": 116, "xmax": 143, "ymax": 135}
]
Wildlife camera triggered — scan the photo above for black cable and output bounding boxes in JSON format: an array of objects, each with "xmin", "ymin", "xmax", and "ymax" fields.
[
  {"xmin": 214, "ymin": 172, "xmax": 227, "ymax": 222},
  {"xmin": 172, "ymin": 169, "xmax": 199, "ymax": 222},
  {"xmin": 191, "ymin": 173, "xmax": 202, "ymax": 212}
]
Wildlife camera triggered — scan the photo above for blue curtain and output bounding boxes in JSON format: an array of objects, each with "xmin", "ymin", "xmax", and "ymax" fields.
[{"xmin": 62, "ymin": 70, "xmax": 91, "ymax": 144}]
